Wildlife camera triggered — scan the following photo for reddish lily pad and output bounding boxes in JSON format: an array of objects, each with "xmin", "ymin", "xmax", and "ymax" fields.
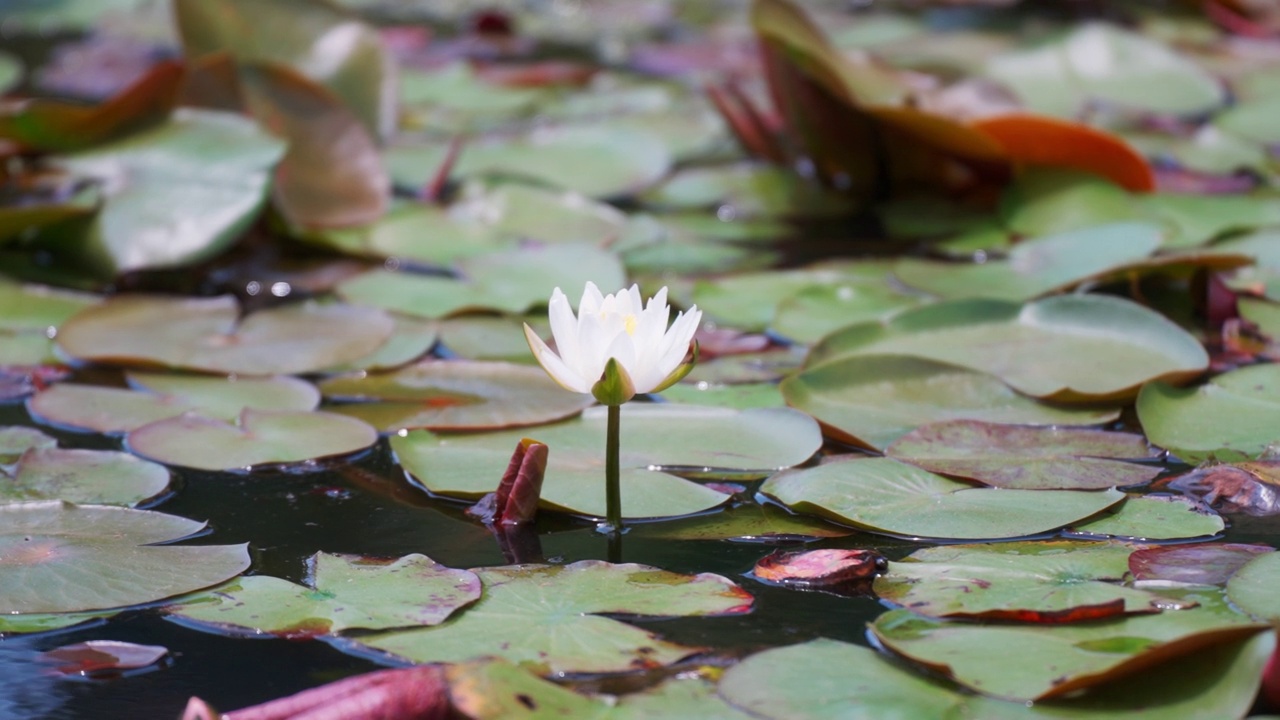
[
  {"xmin": 885, "ymin": 420, "xmax": 1161, "ymax": 490},
  {"xmin": 28, "ymin": 372, "xmax": 320, "ymax": 434},
  {"xmin": 319, "ymin": 360, "xmax": 594, "ymax": 432},
  {"xmin": 56, "ymin": 295, "xmax": 394, "ymax": 375},
  {"xmin": 40, "ymin": 640, "xmax": 168, "ymax": 677},
  {"xmin": 127, "ymin": 409, "xmax": 377, "ymax": 471},
  {"xmin": 1130, "ymin": 543, "xmax": 1274, "ymax": 586},
  {"xmin": 874, "ymin": 541, "xmax": 1191, "ymax": 621},
  {"xmin": 753, "ymin": 548, "xmax": 886, "ymax": 588},
  {"xmin": 166, "ymin": 552, "xmax": 481, "ymax": 637},
  {"xmin": 348, "ymin": 560, "xmax": 752, "ymax": 674},
  {"xmin": 871, "ymin": 589, "xmax": 1267, "ymax": 702},
  {"xmin": 1161, "ymin": 461, "xmax": 1280, "ymax": 516},
  {"xmin": 760, "ymin": 457, "xmax": 1125, "ymax": 541},
  {"xmin": 0, "ymin": 501, "xmax": 250, "ymax": 614}
]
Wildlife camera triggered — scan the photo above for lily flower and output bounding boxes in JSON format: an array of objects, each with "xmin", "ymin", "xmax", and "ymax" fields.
[{"xmin": 524, "ymin": 282, "xmax": 701, "ymax": 406}]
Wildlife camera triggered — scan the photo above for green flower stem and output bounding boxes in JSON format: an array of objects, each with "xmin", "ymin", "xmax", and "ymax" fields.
[{"xmin": 605, "ymin": 403, "xmax": 622, "ymax": 535}]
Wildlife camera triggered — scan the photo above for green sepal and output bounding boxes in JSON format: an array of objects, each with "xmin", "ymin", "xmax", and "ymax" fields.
[
  {"xmin": 651, "ymin": 341, "xmax": 699, "ymax": 394},
  {"xmin": 592, "ymin": 357, "xmax": 636, "ymax": 406}
]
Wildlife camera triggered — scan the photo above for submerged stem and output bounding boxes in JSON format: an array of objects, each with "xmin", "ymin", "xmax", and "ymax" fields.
[{"xmin": 605, "ymin": 403, "xmax": 622, "ymax": 535}]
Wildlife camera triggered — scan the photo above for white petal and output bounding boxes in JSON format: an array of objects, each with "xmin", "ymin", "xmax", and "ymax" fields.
[
  {"xmin": 524, "ymin": 324, "xmax": 591, "ymax": 393},
  {"xmin": 604, "ymin": 331, "xmax": 639, "ymax": 388},
  {"xmin": 578, "ymin": 281, "xmax": 604, "ymax": 317},
  {"xmin": 577, "ymin": 309, "xmax": 619, "ymax": 383},
  {"xmin": 654, "ymin": 307, "xmax": 701, "ymax": 377},
  {"xmin": 546, "ymin": 288, "xmax": 581, "ymax": 374}
]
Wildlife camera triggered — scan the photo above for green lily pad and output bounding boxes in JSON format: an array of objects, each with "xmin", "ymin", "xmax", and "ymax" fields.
[
  {"xmin": 51, "ymin": 109, "xmax": 285, "ymax": 277},
  {"xmin": 1137, "ymin": 193, "xmax": 1280, "ymax": 248},
  {"xmin": 393, "ymin": 404, "xmax": 821, "ymax": 519},
  {"xmin": 175, "ymin": 0, "xmax": 394, "ymax": 140},
  {"xmin": 386, "ymin": 124, "xmax": 671, "ymax": 199},
  {"xmin": 126, "ymin": 409, "xmax": 378, "ymax": 471},
  {"xmin": 0, "ymin": 279, "xmax": 100, "ymax": 333},
  {"xmin": 0, "ymin": 187, "xmax": 100, "ymax": 252},
  {"xmin": 400, "ymin": 63, "xmax": 544, "ymax": 124},
  {"xmin": 1215, "ymin": 229, "xmax": 1280, "ymax": 300},
  {"xmin": 893, "ymin": 222, "xmax": 1163, "ymax": 301},
  {"xmin": 874, "ymin": 541, "xmax": 1189, "ymax": 621},
  {"xmin": 719, "ymin": 632, "xmax": 1274, "ymax": 719},
  {"xmin": 641, "ymin": 504, "xmax": 854, "ymax": 542},
  {"xmin": 1225, "ymin": 551, "xmax": 1280, "ymax": 622},
  {"xmin": 322, "ymin": 314, "xmax": 439, "ymax": 372},
  {"xmin": 166, "ymin": 552, "xmax": 480, "ymax": 636},
  {"xmin": 885, "ymin": 420, "xmax": 1161, "ymax": 490},
  {"xmin": 1215, "ymin": 95, "xmax": 1280, "ymax": 147},
  {"xmin": 1069, "ymin": 495, "xmax": 1225, "ymax": 541},
  {"xmin": 781, "ymin": 355, "xmax": 1119, "ymax": 451},
  {"xmin": 0, "ymin": 427, "xmax": 57, "ymax": 464},
  {"xmin": 0, "ymin": 52, "xmax": 21, "ymax": 94},
  {"xmin": 761, "ymin": 457, "xmax": 1125, "ymax": 540},
  {"xmin": 2, "ymin": 447, "xmax": 169, "ymax": 507},
  {"xmin": 0, "ymin": 609, "xmax": 119, "ymax": 636},
  {"xmin": 336, "ymin": 244, "xmax": 626, "ymax": 319},
  {"xmin": 1136, "ymin": 363, "xmax": 1280, "ymax": 463},
  {"xmin": 870, "ymin": 589, "xmax": 1266, "ymax": 702},
  {"xmin": 985, "ymin": 23, "xmax": 1225, "ymax": 117},
  {"xmin": 0, "ymin": 501, "xmax": 250, "ymax": 614},
  {"xmin": 772, "ymin": 283, "xmax": 923, "ymax": 344},
  {"xmin": 685, "ymin": 347, "xmax": 806, "ymax": 385},
  {"xmin": 56, "ymin": 295, "xmax": 394, "ymax": 375},
  {"xmin": 348, "ymin": 560, "xmax": 752, "ymax": 673},
  {"xmin": 640, "ymin": 163, "xmax": 852, "ymax": 218},
  {"xmin": 808, "ymin": 295, "xmax": 1208, "ymax": 402},
  {"xmin": 657, "ymin": 382, "xmax": 785, "ymax": 409},
  {"xmin": 319, "ymin": 360, "xmax": 595, "ymax": 432},
  {"xmin": 28, "ymin": 372, "xmax": 320, "ymax": 434},
  {"xmin": 436, "ymin": 315, "xmax": 545, "ymax": 363},
  {"xmin": 997, "ymin": 170, "xmax": 1139, "ymax": 239}
]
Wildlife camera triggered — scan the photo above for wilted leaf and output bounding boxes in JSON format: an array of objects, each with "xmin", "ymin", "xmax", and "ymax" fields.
[
  {"xmin": 40, "ymin": 640, "xmax": 167, "ymax": 677},
  {"xmin": 1130, "ymin": 543, "xmax": 1274, "ymax": 586}
]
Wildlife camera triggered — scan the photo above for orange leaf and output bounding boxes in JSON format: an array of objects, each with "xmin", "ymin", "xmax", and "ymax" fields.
[{"xmin": 972, "ymin": 113, "xmax": 1156, "ymax": 192}]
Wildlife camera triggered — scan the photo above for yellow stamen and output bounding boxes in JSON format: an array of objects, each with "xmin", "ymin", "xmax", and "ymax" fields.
[{"xmin": 624, "ymin": 314, "xmax": 637, "ymax": 335}]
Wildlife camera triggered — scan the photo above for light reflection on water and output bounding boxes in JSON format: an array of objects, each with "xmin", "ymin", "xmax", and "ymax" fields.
[{"xmin": 0, "ymin": 637, "xmax": 64, "ymax": 719}]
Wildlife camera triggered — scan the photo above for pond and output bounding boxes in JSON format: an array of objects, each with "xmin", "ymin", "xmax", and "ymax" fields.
[{"xmin": 4, "ymin": 0, "xmax": 1280, "ymax": 718}]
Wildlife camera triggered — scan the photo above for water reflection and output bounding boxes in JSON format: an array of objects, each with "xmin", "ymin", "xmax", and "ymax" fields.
[{"xmin": 0, "ymin": 637, "xmax": 65, "ymax": 720}]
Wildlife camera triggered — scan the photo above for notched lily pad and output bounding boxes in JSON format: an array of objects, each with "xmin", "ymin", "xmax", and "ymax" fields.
[
  {"xmin": 874, "ymin": 541, "xmax": 1191, "ymax": 621},
  {"xmin": 393, "ymin": 404, "xmax": 822, "ymax": 519},
  {"xmin": 808, "ymin": 295, "xmax": 1208, "ymax": 402},
  {"xmin": 760, "ymin": 457, "xmax": 1125, "ymax": 540},
  {"xmin": 781, "ymin": 355, "xmax": 1119, "ymax": 451},
  {"xmin": 0, "ymin": 501, "xmax": 250, "ymax": 614},
  {"xmin": 348, "ymin": 560, "xmax": 752, "ymax": 674},
  {"xmin": 319, "ymin": 360, "xmax": 594, "ymax": 432},
  {"xmin": 1137, "ymin": 363, "xmax": 1280, "ymax": 463},
  {"xmin": 56, "ymin": 295, "xmax": 395, "ymax": 375},
  {"xmin": 127, "ymin": 408, "xmax": 378, "ymax": 471},
  {"xmin": 166, "ymin": 552, "xmax": 481, "ymax": 637},
  {"xmin": 1068, "ymin": 495, "xmax": 1225, "ymax": 541},
  {"xmin": 885, "ymin": 420, "xmax": 1161, "ymax": 490}
]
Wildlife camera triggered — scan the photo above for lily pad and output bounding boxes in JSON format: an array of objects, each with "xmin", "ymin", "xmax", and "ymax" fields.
[
  {"xmin": 771, "ymin": 283, "xmax": 923, "ymax": 344},
  {"xmin": 0, "ymin": 501, "xmax": 250, "ymax": 614},
  {"xmin": 1138, "ymin": 193, "xmax": 1280, "ymax": 248},
  {"xmin": 640, "ymin": 163, "xmax": 851, "ymax": 218},
  {"xmin": 996, "ymin": 170, "xmax": 1139, "ymax": 239},
  {"xmin": 892, "ymin": 222, "xmax": 1163, "ymax": 301},
  {"xmin": 0, "ymin": 427, "xmax": 57, "ymax": 464},
  {"xmin": 760, "ymin": 457, "xmax": 1125, "ymax": 540},
  {"xmin": 348, "ymin": 560, "xmax": 752, "ymax": 674},
  {"xmin": 874, "ymin": 541, "xmax": 1189, "ymax": 621},
  {"xmin": 642, "ymin": 504, "xmax": 854, "ymax": 542},
  {"xmin": 393, "ymin": 404, "xmax": 822, "ymax": 519},
  {"xmin": 1225, "ymin": 551, "xmax": 1280, "ymax": 622},
  {"xmin": 807, "ymin": 295, "xmax": 1208, "ymax": 402},
  {"xmin": 885, "ymin": 420, "xmax": 1161, "ymax": 490},
  {"xmin": 436, "ymin": 315, "xmax": 545, "ymax": 363},
  {"xmin": 781, "ymin": 355, "xmax": 1119, "ymax": 451},
  {"xmin": 127, "ymin": 409, "xmax": 377, "ymax": 471},
  {"xmin": 657, "ymin": 382, "xmax": 785, "ymax": 409},
  {"xmin": 386, "ymin": 124, "xmax": 671, "ymax": 199},
  {"xmin": 319, "ymin": 360, "xmax": 595, "ymax": 432},
  {"xmin": 50, "ymin": 109, "xmax": 285, "ymax": 277},
  {"xmin": 56, "ymin": 295, "xmax": 394, "ymax": 375},
  {"xmin": 0, "ymin": 609, "xmax": 119, "ymax": 636},
  {"xmin": 28, "ymin": 372, "xmax": 320, "ymax": 434},
  {"xmin": 0, "ymin": 280, "xmax": 100, "ymax": 333},
  {"xmin": 2, "ymin": 447, "xmax": 169, "ymax": 507},
  {"xmin": 335, "ymin": 244, "xmax": 626, "ymax": 319},
  {"xmin": 1130, "ymin": 543, "xmax": 1274, "ymax": 586},
  {"xmin": 1068, "ymin": 495, "xmax": 1225, "ymax": 541},
  {"xmin": 870, "ymin": 589, "xmax": 1266, "ymax": 701},
  {"xmin": 167, "ymin": 552, "xmax": 480, "ymax": 636},
  {"xmin": 1136, "ymin": 363, "xmax": 1280, "ymax": 463},
  {"xmin": 719, "ymin": 632, "xmax": 1274, "ymax": 719},
  {"xmin": 39, "ymin": 640, "xmax": 168, "ymax": 677}
]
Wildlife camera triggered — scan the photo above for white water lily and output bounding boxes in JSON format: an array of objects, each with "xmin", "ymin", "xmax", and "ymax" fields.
[{"xmin": 524, "ymin": 282, "xmax": 701, "ymax": 404}]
